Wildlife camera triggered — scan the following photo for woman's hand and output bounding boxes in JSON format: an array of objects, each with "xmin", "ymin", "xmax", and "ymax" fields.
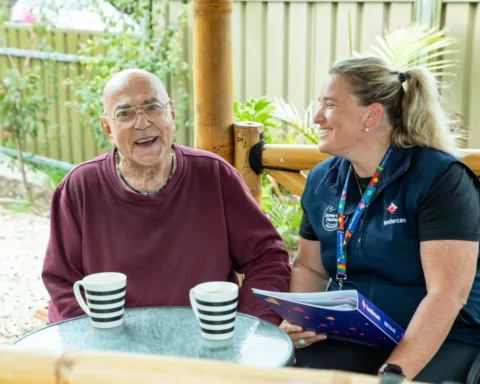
[{"xmin": 280, "ymin": 319, "xmax": 327, "ymax": 349}]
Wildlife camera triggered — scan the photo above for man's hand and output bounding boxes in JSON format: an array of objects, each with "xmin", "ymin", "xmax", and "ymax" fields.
[{"xmin": 280, "ymin": 319, "xmax": 327, "ymax": 349}]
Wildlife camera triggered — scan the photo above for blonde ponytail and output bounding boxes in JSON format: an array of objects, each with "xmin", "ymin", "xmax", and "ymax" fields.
[
  {"xmin": 330, "ymin": 56, "xmax": 460, "ymax": 157},
  {"xmin": 394, "ymin": 67, "xmax": 459, "ymax": 157}
]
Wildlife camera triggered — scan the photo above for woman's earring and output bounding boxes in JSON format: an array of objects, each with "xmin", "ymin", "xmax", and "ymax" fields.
[{"xmin": 365, "ymin": 127, "xmax": 370, "ymax": 132}]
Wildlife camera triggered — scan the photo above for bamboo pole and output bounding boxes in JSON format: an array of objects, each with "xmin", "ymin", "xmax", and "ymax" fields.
[
  {"xmin": 0, "ymin": 344, "xmax": 394, "ymax": 384},
  {"xmin": 261, "ymin": 144, "xmax": 480, "ymax": 175},
  {"xmin": 234, "ymin": 122, "xmax": 263, "ymax": 205},
  {"xmin": 264, "ymin": 169, "xmax": 307, "ymax": 197},
  {"xmin": 192, "ymin": 0, "xmax": 234, "ymax": 164},
  {"xmin": 261, "ymin": 144, "xmax": 328, "ymax": 171},
  {"xmin": 461, "ymin": 150, "xmax": 480, "ymax": 175}
]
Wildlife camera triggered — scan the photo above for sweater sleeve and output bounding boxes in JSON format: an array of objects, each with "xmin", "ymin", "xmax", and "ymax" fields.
[
  {"xmin": 42, "ymin": 185, "xmax": 85, "ymax": 322},
  {"xmin": 222, "ymin": 166, "xmax": 291, "ymax": 325}
]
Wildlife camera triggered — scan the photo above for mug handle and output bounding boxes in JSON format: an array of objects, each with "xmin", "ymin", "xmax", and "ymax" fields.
[
  {"xmin": 73, "ymin": 281, "xmax": 91, "ymax": 316},
  {"xmin": 189, "ymin": 288, "xmax": 200, "ymax": 321}
]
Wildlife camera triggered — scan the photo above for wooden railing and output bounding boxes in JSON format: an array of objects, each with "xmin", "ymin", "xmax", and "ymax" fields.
[
  {"xmin": 0, "ymin": 344, "xmax": 406, "ymax": 384},
  {"xmin": 260, "ymin": 145, "xmax": 480, "ymax": 196},
  {"xmin": 233, "ymin": 123, "xmax": 480, "ymax": 200}
]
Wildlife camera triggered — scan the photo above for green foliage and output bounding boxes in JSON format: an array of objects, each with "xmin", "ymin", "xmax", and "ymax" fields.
[
  {"xmin": 0, "ymin": 1, "xmax": 9, "ymax": 24},
  {"xmin": 65, "ymin": 0, "xmax": 190, "ymax": 150},
  {"xmin": 0, "ymin": 49, "xmax": 50, "ymax": 199},
  {"xmin": 233, "ymin": 96, "xmax": 281, "ymax": 139},
  {"xmin": 233, "ymin": 96, "xmax": 318, "ymax": 256},
  {"xmin": 261, "ymin": 188, "xmax": 303, "ymax": 255}
]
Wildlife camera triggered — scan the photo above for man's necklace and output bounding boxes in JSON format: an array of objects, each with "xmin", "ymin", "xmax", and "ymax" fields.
[{"xmin": 115, "ymin": 149, "xmax": 175, "ymax": 196}]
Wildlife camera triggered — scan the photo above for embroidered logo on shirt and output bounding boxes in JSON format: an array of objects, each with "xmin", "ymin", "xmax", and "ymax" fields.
[
  {"xmin": 386, "ymin": 203, "xmax": 397, "ymax": 214},
  {"xmin": 384, "ymin": 202, "xmax": 407, "ymax": 225},
  {"xmin": 322, "ymin": 205, "xmax": 349, "ymax": 231},
  {"xmin": 322, "ymin": 205, "xmax": 338, "ymax": 231}
]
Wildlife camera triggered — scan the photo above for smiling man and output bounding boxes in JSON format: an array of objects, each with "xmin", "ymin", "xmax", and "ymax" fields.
[{"xmin": 41, "ymin": 69, "xmax": 291, "ymax": 324}]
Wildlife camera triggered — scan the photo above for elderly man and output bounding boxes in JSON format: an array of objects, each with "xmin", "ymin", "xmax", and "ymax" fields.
[{"xmin": 42, "ymin": 69, "xmax": 291, "ymax": 324}]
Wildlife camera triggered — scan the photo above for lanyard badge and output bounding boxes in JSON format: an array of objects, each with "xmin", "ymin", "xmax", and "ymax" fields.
[{"xmin": 336, "ymin": 145, "xmax": 393, "ymax": 290}]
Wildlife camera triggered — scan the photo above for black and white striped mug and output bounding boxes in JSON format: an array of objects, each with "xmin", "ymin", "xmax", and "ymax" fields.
[
  {"xmin": 189, "ymin": 281, "xmax": 239, "ymax": 341},
  {"xmin": 73, "ymin": 272, "xmax": 127, "ymax": 329}
]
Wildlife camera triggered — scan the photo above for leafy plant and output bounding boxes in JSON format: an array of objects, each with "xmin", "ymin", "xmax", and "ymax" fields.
[
  {"xmin": 363, "ymin": 24, "xmax": 467, "ymax": 143},
  {"xmin": 0, "ymin": 35, "xmax": 50, "ymax": 201},
  {"xmin": 366, "ymin": 24, "xmax": 458, "ymax": 76},
  {"xmin": 262, "ymin": 192, "xmax": 303, "ymax": 254},
  {"xmin": 234, "ymin": 96, "xmax": 318, "ymax": 256},
  {"xmin": 65, "ymin": 0, "xmax": 190, "ymax": 150},
  {"xmin": 270, "ymin": 97, "xmax": 319, "ymax": 145},
  {"xmin": 234, "ymin": 96, "xmax": 281, "ymax": 138}
]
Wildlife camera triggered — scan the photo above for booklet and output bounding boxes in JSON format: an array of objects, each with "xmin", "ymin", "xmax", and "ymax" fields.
[{"xmin": 252, "ymin": 288, "xmax": 405, "ymax": 349}]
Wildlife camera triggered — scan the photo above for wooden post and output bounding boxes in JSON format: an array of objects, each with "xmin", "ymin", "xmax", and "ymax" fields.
[
  {"xmin": 192, "ymin": 0, "xmax": 234, "ymax": 164},
  {"xmin": 234, "ymin": 122, "xmax": 263, "ymax": 206}
]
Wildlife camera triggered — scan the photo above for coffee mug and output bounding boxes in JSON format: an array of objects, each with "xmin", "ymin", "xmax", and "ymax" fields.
[
  {"xmin": 189, "ymin": 281, "xmax": 239, "ymax": 341},
  {"xmin": 73, "ymin": 272, "xmax": 127, "ymax": 329}
]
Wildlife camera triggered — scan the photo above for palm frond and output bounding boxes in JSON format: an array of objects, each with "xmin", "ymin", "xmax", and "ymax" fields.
[
  {"xmin": 269, "ymin": 97, "xmax": 319, "ymax": 145},
  {"xmin": 366, "ymin": 24, "xmax": 458, "ymax": 77}
]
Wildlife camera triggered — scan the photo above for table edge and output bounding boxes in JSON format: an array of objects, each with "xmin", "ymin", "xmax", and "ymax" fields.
[{"xmin": 14, "ymin": 306, "xmax": 294, "ymax": 366}]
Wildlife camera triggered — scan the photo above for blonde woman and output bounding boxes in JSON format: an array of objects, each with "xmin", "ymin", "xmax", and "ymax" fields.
[{"xmin": 281, "ymin": 56, "xmax": 480, "ymax": 382}]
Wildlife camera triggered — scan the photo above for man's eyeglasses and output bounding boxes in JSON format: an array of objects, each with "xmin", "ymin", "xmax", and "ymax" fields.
[{"xmin": 106, "ymin": 101, "xmax": 171, "ymax": 129}]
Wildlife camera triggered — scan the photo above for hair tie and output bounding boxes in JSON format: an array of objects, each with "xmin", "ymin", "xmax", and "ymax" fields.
[{"xmin": 398, "ymin": 72, "xmax": 407, "ymax": 84}]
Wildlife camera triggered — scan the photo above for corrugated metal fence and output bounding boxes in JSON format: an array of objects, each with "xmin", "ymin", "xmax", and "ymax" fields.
[{"xmin": 0, "ymin": 0, "xmax": 479, "ymax": 164}]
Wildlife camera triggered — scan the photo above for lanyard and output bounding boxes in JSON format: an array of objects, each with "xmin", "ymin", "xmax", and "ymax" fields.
[{"xmin": 336, "ymin": 145, "xmax": 393, "ymax": 290}]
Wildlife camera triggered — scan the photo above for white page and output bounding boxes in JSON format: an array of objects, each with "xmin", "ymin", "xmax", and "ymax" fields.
[{"xmin": 252, "ymin": 289, "xmax": 358, "ymax": 308}]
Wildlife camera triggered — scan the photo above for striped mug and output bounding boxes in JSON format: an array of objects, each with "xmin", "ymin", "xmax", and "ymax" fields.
[
  {"xmin": 73, "ymin": 272, "xmax": 127, "ymax": 329},
  {"xmin": 189, "ymin": 281, "xmax": 239, "ymax": 340}
]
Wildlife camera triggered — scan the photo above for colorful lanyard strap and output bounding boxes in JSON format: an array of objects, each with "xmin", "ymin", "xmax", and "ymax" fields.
[{"xmin": 336, "ymin": 145, "xmax": 393, "ymax": 290}]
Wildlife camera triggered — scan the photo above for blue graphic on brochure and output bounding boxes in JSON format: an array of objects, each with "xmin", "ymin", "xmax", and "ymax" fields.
[{"xmin": 252, "ymin": 289, "xmax": 404, "ymax": 349}]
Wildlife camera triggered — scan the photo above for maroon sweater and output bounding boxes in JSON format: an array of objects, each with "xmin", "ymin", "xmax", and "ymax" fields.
[{"xmin": 42, "ymin": 145, "xmax": 290, "ymax": 324}]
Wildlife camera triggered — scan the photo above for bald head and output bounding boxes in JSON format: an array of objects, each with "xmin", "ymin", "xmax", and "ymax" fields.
[{"xmin": 103, "ymin": 69, "xmax": 169, "ymax": 115}]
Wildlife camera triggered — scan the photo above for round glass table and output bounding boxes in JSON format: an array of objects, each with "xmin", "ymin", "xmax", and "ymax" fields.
[{"xmin": 15, "ymin": 307, "xmax": 294, "ymax": 368}]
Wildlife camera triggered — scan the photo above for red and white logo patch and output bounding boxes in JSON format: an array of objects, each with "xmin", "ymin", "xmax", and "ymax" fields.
[{"xmin": 387, "ymin": 203, "xmax": 397, "ymax": 215}]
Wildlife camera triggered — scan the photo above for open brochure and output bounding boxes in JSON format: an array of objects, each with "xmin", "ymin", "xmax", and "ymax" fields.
[{"xmin": 252, "ymin": 289, "xmax": 405, "ymax": 349}]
